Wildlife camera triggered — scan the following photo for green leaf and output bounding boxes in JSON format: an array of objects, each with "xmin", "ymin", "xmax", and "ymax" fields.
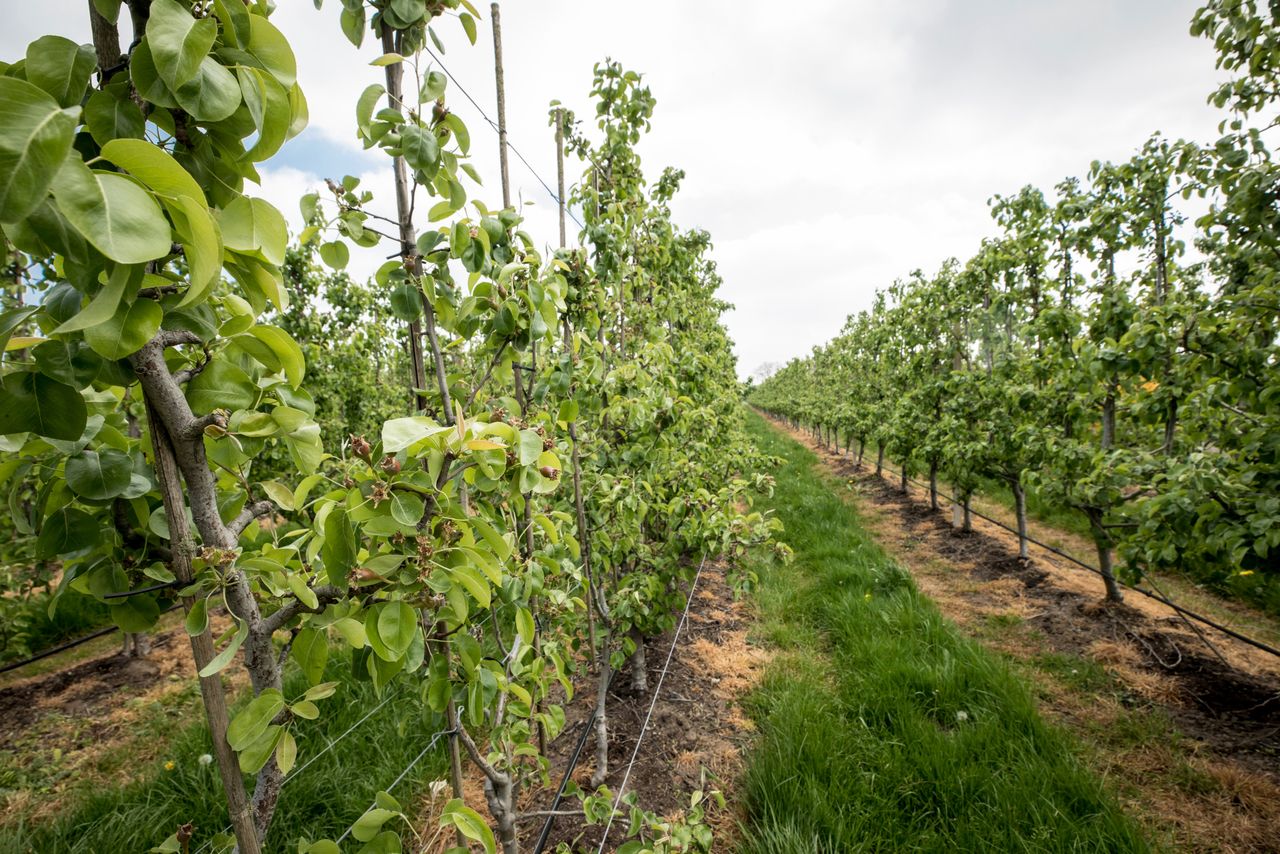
[
  {"xmin": 51, "ymin": 157, "xmax": 173, "ymax": 264},
  {"xmin": 82, "ymin": 297, "xmax": 163, "ymax": 360},
  {"xmin": 101, "ymin": 138, "xmax": 205, "ymax": 202},
  {"xmin": 246, "ymin": 14, "xmax": 297, "ymax": 88},
  {"xmin": 352, "ymin": 807, "xmax": 398, "ymax": 843},
  {"xmin": 290, "ymin": 699, "xmax": 319, "ymax": 720},
  {"xmin": 459, "ymin": 12, "xmax": 478, "ymax": 45},
  {"xmin": 249, "ymin": 325, "xmax": 305, "ymax": 388},
  {"xmin": 36, "ymin": 506, "xmax": 101, "ymax": 559},
  {"xmin": 287, "ymin": 573, "xmax": 320, "ymax": 611},
  {"xmin": 128, "ymin": 39, "xmax": 179, "ymax": 109},
  {"xmin": 441, "ymin": 799, "xmax": 494, "ymax": 854},
  {"xmin": 381, "ymin": 416, "xmax": 444, "ymax": 453},
  {"xmin": 212, "ymin": 0, "xmax": 251, "ymax": 48},
  {"xmin": 174, "ymin": 56, "xmax": 242, "ymax": 122},
  {"xmin": 237, "ymin": 66, "xmax": 291, "ymax": 162},
  {"xmin": 198, "ymin": 620, "xmax": 248, "ymax": 677},
  {"xmin": 515, "ymin": 607, "xmax": 535, "ymax": 646},
  {"xmin": 148, "ymin": 0, "xmax": 217, "ymax": 89},
  {"xmin": 219, "ymin": 195, "xmax": 288, "ymax": 266},
  {"xmin": 389, "ymin": 491, "xmax": 424, "ymax": 526},
  {"xmin": 187, "ymin": 357, "xmax": 259, "ymax": 413},
  {"xmin": 93, "ymin": 0, "xmax": 122, "ymax": 23},
  {"xmin": 237, "ymin": 724, "xmax": 283, "ymax": 773},
  {"xmin": 333, "ymin": 616, "xmax": 367, "ymax": 648},
  {"xmin": 25, "ymin": 36, "xmax": 96, "ymax": 108},
  {"xmin": 422, "ymin": 70, "xmax": 446, "ymax": 102},
  {"xmin": 449, "ymin": 563, "xmax": 490, "ymax": 609},
  {"xmin": 400, "ymin": 124, "xmax": 439, "ymax": 177},
  {"xmin": 291, "ymin": 626, "xmax": 329, "ymax": 686},
  {"xmin": 261, "ymin": 480, "xmax": 295, "ymax": 511},
  {"xmin": 322, "ymin": 506, "xmax": 355, "ymax": 585},
  {"xmin": 85, "ymin": 89, "xmax": 146, "ymax": 145},
  {"xmin": 370, "ymin": 53, "xmax": 405, "ymax": 67},
  {"xmin": 227, "ymin": 688, "xmax": 286, "ymax": 750},
  {"xmin": 0, "ymin": 77, "xmax": 80, "ymax": 225},
  {"xmin": 339, "ymin": 5, "xmax": 366, "ymax": 47},
  {"xmin": 275, "ymin": 729, "xmax": 297, "ymax": 776},
  {"xmin": 518, "ymin": 429, "xmax": 542, "ymax": 466},
  {"xmin": 468, "ymin": 516, "xmax": 512, "ymax": 562},
  {"xmin": 51, "ymin": 263, "xmax": 141, "ymax": 334},
  {"xmin": 0, "ymin": 372, "xmax": 87, "ymax": 442},
  {"xmin": 356, "ymin": 83, "xmax": 384, "ymax": 136},
  {"xmin": 110, "ymin": 594, "xmax": 160, "ymax": 632},
  {"xmin": 319, "ymin": 240, "xmax": 349, "ymax": 270},
  {"xmin": 185, "ymin": 598, "xmax": 209, "ymax": 636},
  {"xmin": 167, "ymin": 195, "xmax": 224, "ymax": 305},
  {"xmin": 377, "ymin": 601, "xmax": 417, "ymax": 658},
  {"xmin": 65, "ymin": 448, "xmax": 133, "ymax": 500}
]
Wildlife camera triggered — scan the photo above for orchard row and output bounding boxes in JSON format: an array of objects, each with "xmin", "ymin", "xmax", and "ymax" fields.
[{"xmin": 0, "ymin": 2, "xmax": 778, "ymax": 852}]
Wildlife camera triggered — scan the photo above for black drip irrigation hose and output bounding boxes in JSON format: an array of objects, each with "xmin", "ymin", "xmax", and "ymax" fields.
[
  {"xmin": 532, "ymin": 669, "xmax": 617, "ymax": 854},
  {"xmin": 781, "ymin": 416, "xmax": 1280, "ymax": 663},
  {"xmin": 0, "ymin": 602, "xmax": 184, "ymax": 676}
]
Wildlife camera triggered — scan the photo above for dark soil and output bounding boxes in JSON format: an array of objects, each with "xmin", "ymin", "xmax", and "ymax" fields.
[
  {"xmin": 522, "ymin": 560, "xmax": 756, "ymax": 853},
  {"xmin": 0, "ymin": 629, "xmax": 179, "ymax": 749},
  {"xmin": 818, "ymin": 437, "xmax": 1280, "ymax": 780}
]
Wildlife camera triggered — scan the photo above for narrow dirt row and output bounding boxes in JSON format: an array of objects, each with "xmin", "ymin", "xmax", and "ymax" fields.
[
  {"xmin": 771, "ymin": 416, "xmax": 1280, "ymax": 853},
  {"xmin": 508, "ymin": 559, "xmax": 767, "ymax": 852}
]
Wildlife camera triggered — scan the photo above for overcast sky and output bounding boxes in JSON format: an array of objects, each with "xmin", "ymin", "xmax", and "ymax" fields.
[{"xmin": 6, "ymin": 1, "xmax": 1228, "ymax": 378}]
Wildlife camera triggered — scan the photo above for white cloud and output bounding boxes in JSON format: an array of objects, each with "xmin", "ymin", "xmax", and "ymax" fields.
[{"xmin": 3, "ymin": 0, "xmax": 1230, "ymax": 377}]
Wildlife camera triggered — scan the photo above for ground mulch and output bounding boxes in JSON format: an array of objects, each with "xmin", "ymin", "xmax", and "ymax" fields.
[{"xmin": 773, "ymin": 416, "xmax": 1280, "ymax": 853}]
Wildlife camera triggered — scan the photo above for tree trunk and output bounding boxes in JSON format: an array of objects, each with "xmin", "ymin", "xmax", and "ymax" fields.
[
  {"xmin": 1088, "ymin": 511, "xmax": 1124, "ymax": 603},
  {"xmin": 928, "ymin": 461, "xmax": 938, "ymax": 510},
  {"xmin": 628, "ymin": 628, "xmax": 647, "ymax": 693},
  {"xmin": 590, "ymin": 634, "xmax": 611, "ymax": 788},
  {"xmin": 876, "ymin": 444, "xmax": 884, "ymax": 477},
  {"xmin": 963, "ymin": 496, "xmax": 972, "ymax": 532},
  {"xmin": 1012, "ymin": 478, "xmax": 1029, "ymax": 560},
  {"xmin": 145, "ymin": 401, "xmax": 261, "ymax": 854}
]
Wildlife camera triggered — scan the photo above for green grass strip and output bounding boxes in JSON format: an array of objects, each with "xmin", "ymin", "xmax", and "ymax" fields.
[
  {"xmin": 737, "ymin": 411, "xmax": 1149, "ymax": 853},
  {"xmin": 1, "ymin": 654, "xmax": 449, "ymax": 853}
]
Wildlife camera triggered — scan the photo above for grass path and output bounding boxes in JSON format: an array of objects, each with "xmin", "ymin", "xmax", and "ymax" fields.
[{"xmin": 735, "ymin": 410, "xmax": 1149, "ymax": 853}]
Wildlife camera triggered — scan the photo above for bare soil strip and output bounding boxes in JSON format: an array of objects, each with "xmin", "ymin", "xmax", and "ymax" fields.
[
  {"xmin": 772, "ymin": 416, "xmax": 1280, "ymax": 853},
  {"xmin": 0, "ymin": 611, "xmax": 238, "ymax": 827},
  {"xmin": 513, "ymin": 559, "xmax": 767, "ymax": 853}
]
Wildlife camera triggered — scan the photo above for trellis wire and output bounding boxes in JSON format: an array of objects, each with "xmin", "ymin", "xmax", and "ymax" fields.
[
  {"xmin": 801, "ymin": 425, "xmax": 1280, "ymax": 661},
  {"xmin": 593, "ymin": 556, "xmax": 706, "ymax": 854},
  {"xmin": 421, "ymin": 44, "xmax": 587, "ymax": 231},
  {"xmin": 334, "ymin": 725, "xmax": 454, "ymax": 845},
  {"xmin": 191, "ymin": 685, "xmax": 408, "ymax": 854}
]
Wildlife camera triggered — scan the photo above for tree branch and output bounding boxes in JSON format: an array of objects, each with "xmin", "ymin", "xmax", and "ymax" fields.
[
  {"xmin": 262, "ymin": 585, "xmax": 346, "ymax": 634},
  {"xmin": 229, "ymin": 500, "xmax": 275, "ymax": 537}
]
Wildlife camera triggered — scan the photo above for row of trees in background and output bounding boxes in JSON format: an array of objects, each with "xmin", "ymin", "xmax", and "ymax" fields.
[
  {"xmin": 0, "ymin": 1, "xmax": 778, "ymax": 852},
  {"xmin": 751, "ymin": 0, "xmax": 1279, "ymax": 611}
]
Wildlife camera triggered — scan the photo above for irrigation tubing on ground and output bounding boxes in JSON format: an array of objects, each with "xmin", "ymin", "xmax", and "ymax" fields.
[
  {"xmin": 0, "ymin": 602, "xmax": 184, "ymax": 676},
  {"xmin": 593, "ymin": 556, "xmax": 707, "ymax": 854},
  {"xmin": 531, "ymin": 670, "xmax": 618, "ymax": 854},
  {"xmin": 794, "ymin": 424, "xmax": 1280, "ymax": 663}
]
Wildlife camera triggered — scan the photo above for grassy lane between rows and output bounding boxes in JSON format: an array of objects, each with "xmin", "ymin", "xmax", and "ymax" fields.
[
  {"xmin": 736, "ymin": 410, "xmax": 1150, "ymax": 853},
  {"xmin": 1, "ymin": 656, "xmax": 450, "ymax": 854}
]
